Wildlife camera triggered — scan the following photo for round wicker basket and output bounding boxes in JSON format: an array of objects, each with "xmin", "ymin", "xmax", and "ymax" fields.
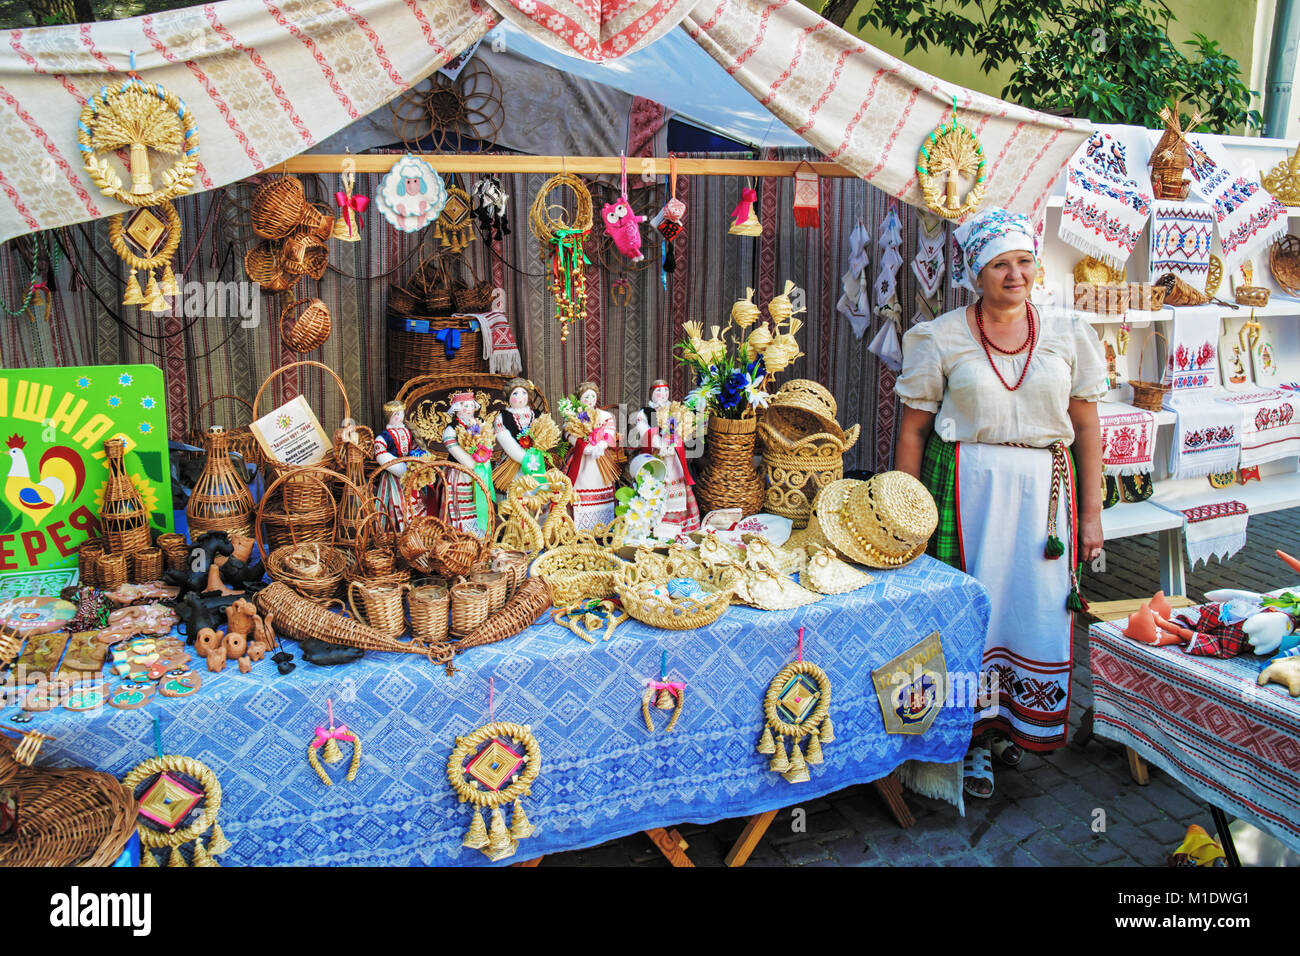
[
  {"xmin": 280, "ymin": 297, "xmax": 332, "ymax": 353},
  {"xmin": 531, "ymin": 545, "xmax": 624, "ymax": 607}
]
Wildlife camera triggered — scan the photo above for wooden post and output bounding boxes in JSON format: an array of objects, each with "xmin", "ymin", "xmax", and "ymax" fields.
[
  {"xmin": 724, "ymin": 809, "xmax": 780, "ymax": 867},
  {"xmin": 1126, "ymin": 747, "xmax": 1150, "ymax": 785},
  {"xmin": 872, "ymin": 772, "xmax": 916, "ymax": 828},
  {"xmin": 644, "ymin": 827, "xmax": 694, "ymax": 867}
]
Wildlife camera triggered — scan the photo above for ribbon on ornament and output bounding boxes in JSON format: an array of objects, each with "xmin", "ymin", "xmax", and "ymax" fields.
[
  {"xmin": 434, "ymin": 327, "xmax": 462, "ymax": 359},
  {"xmin": 730, "ymin": 187, "xmax": 758, "ymax": 227},
  {"xmin": 334, "ymin": 191, "xmax": 370, "ymax": 236},
  {"xmin": 550, "ymin": 226, "xmax": 590, "ymax": 320},
  {"xmin": 472, "ymin": 460, "xmax": 493, "ymax": 531}
]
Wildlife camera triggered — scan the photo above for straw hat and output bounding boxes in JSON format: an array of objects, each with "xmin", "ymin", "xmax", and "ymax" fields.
[{"xmin": 810, "ymin": 472, "xmax": 937, "ymax": 569}]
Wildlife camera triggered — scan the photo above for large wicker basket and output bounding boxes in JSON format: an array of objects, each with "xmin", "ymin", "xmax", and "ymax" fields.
[
  {"xmin": 695, "ymin": 414, "xmax": 766, "ymax": 518},
  {"xmin": 0, "ymin": 730, "xmax": 137, "ymax": 867},
  {"xmin": 252, "ymin": 360, "xmax": 350, "ymax": 513},
  {"xmin": 759, "ymin": 421, "xmax": 860, "ymax": 529},
  {"xmin": 387, "ymin": 324, "xmax": 486, "ymax": 380}
]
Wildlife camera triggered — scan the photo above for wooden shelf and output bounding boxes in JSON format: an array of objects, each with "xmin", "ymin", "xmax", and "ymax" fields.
[
  {"xmin": 1150, "ymin": 470, "xmax": 1300, "ymax": 518},
  {"xmin": 270, "ymin": 154, "xmax": 857, "ymax": 177}
]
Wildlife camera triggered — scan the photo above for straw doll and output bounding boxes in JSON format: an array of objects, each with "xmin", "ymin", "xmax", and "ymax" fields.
[
  {"xmin": 373, "ymin": 399, "xmax": 430, "ymax": 531},
  {"xmin": 493, "ymin": 378, "xmax": 545, "ymax": 493},
  {"xmin": 561, "ymin": 382, "xmax": 620, "ymax": 530},
  {"xmin": 632, "ymin": 379, "xmax": 700, "ymax": 532},
  {"xmin": 441, "ymin": 391, "xmax": 495, "ymax": 537}
]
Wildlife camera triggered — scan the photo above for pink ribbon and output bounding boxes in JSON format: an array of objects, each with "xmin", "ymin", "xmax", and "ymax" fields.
[
  {"xmin": 312, "ymin": 725, "xmax": 355, "ymax": 748},
  {"xmin": 729, "ymin": 187, "xmax": 757, "ymax": 224},
  {"xmin": 334, "ymin": 191, "xmax": 370, "ymax": 235},
  {"xmin": 648, "ymin": 680, "xmax": 685, "ymax": 696}
]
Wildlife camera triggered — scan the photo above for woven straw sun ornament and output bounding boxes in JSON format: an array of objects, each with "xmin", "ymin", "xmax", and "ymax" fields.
[
  {"xmin": 1262, "ymin": 147, "xmax": 1300, "ymax": 206},
  {"xmin": 448, "ymin": 721, "xmax": 541, "ymax": 862},
  {"xmin": 78, "ymin": 75, "xmax": 200, "ymax": 207},
  {"xmin": 122, "ymin": 754, "xmax": 230, "ymax": 867},
  {"xmin": 756, "ymin": 634, "xmax": 833, "ymax": 785},
  {"xmin": 917, "ymin": 110, "xmax": 986, "ymax": 220}
]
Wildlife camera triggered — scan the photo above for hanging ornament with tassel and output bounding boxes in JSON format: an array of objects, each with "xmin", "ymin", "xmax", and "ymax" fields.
[
  {"xmin": 642, "ymin": 650, "xmax": 685, "ymax": 733},
  {"xmin": 756, "ymin": 627, "xmax": 832, "ymax": 784},
  {"xmin": 651, "ymin": 154, "xmax": 687, "ymax": 273},
  {"xmin": 109, "ymin": 199, "xmax": 182, "ymax": 313},
  {"xmin": 122, "ymin": 727, "xmax": 229, "ymax": 867},
  {"xmin": 447, "ymin": 677, "xmax": 542, "ymax": 862},
  {"xmin": 331, "ymin": 154, "xmax": 368, "ymax": 243},
  {"xmin": 307, "ymin": 697, "xmax": 362, "ymax": 786},
  {"xmin": 792, "ymin": 160, "xmax": 821, "ymax": 228},
  {"xmin": 729, "ymin": 180, "xmax": 762, "ymax": 236},
  {"xmin": 434, "ymin": 180, "xmax": 476, "ymax": 254}
]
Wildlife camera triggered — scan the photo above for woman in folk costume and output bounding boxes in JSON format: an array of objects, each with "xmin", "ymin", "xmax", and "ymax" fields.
[
  {"xmin": 632, "ymin": 379, "xmax": 700, "ymax": 532},
  {"xmin": 441, "ymin": 391, "xmax": 494, "ymax": 537},
  {"xmin": 493, "ymin": 378, "xmax": 539, "ymax": 493},
  {"xmin": 373, "ymin": 399, "xmax": 430, "ymax": 531},
  {"xmin": 894, "ymin": 208, "xmax": 1106, "ymax": 800},
  {"xmin": 562, "ymin": 381, "xmax": 620, "ymax": 530}
]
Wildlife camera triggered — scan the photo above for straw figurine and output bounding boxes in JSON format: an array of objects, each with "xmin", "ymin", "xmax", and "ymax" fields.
[
  {"xmin": 763, "ymin": 280, "xmax": 806, "ymax": 376},
  {"xmin": 642, "ymin": 651, "xmax": 685, "ymax": 733},
  {"xmin": 756, "ymin": 628, "xmax": 832, "ymax": 784},
  {"xmin": 331, "ymin": 161, "xmax": 368, "ymax": 242},
  {"xmin": 122, "ymin": 753, "xmax": 229, "ymax": 867},
  {"xmin": 307, "ymin": 699, "xmax": 362, "ymax": 786}
]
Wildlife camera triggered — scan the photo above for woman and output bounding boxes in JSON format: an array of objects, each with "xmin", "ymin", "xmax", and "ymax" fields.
[
  {"xmin": 562, "ymin": 381, "xmax": 620, "ymax": 530},
  {"xmin": 894, "ymin": 208, "xmax": 1106, "ymax": 799}
]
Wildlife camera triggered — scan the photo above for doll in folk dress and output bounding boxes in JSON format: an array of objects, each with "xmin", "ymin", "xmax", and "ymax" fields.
[
  {"xmin": 440, "ymin": 391, "xmax": 495, "ymax": 537},
  {"xmin": 493, "ymin": 378, "xmax": 543, "ymax": 493},
  {"xmin": 373, "ymin": 399, "xmax": 431, "ymax": 531},
  {"xmin": 632, "ymin": 379, "xmax": 700, "ymax": 533},
  {"xmin": 562, "ymin": 381, "xmax": 620, "ymax": 531}
]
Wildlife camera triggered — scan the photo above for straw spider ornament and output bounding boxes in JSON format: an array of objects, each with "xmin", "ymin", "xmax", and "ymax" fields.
[
  {"xmin": 122, "ymin": 752, "xmax": 230, "ymax": 867},
  {"xmin": 307, "ymin": 699, "xmax": 362, "ymax": 786},
  {"xmin": 755, "ymin": 628, "xmax": 833, "ymax": 784}
]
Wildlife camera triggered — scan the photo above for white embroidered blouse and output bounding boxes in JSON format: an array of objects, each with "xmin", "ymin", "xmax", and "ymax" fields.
[{"xmin": 895, "ymin": 305, "xmax": 1108, "ymax": 447}]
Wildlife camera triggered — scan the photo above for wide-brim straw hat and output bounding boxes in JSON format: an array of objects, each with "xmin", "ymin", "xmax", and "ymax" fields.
[{"xmin": 810, "ymin": 472, "xmax": 937, "ymax": 569}]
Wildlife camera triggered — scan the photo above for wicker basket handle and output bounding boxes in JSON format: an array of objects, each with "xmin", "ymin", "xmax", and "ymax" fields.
[
  {"xmin": 252, "ymin": 359, "xmax": 352, "ymax": 423},
  {"xmin": 190, "ymin": 395, "xmax": 254, "ymax": 438},
  {"xmin": 253, "ymin": 465, "xmax": 370, "ymax": 560},
  {"xmin": 368, "ymin": 455, "xmax": 497, "ymax": 542},
  {"xmin": 1135, "ymin": 330, "xmax": 1169, "ymax": 383}
]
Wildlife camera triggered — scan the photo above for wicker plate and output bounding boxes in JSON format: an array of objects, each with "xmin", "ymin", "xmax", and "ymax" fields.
[{"xmin": 613, "ymin": 562, "xmax": 733, "ymax": 630}]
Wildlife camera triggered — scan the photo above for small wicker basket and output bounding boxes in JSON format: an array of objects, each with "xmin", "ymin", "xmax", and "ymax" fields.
[
  {"xmin": 347, "ymin": 580, "xmax": 409, "ymax": 637},
  {"xmin": 251, "ymin": 176, "xmax": 307, "ymax": 239},
  {"xmin": 243, "ymin": 241, "xmax": 295, "ymax": 293},
  {"xmin": 449, "ymin": 581, "xmax": 491, "ymax": 638},
  {"xmin": 96, "ymin": 552, "xmax": 128, "ymax": 589},
  {"xmin": 759, "ymin": 420, "xmax": 860, "ymax": 530},
  {"xmin": 77, "ymin": 539, "xmax": 104, "ymax": 586},
  {"xmin": 1130, "ymin": 283, "xmax": 1167, "ymax": 312},
  {"xmin": 252, "ymin": 361, "xmax": 350, "ymax": 513},
  {"xmin": 408, "ymin": 584, "xmax": 450, "ymax": 645},
  {"xmin": 1073, "ymin": 282, "xmax": 1131, "ymax": 314},
  {"xmin": 490, "ymin": 548, "xmax": 531, "ymax": 599},
  {"xmin": 1270, "ymin": 236, "xmax": 1300, "ymax": 296},
  {"xmin": 132, "ymin": 547, "xmax": 164, "ymax": 582},
  {"xmin": 613, "ymin": 561, "xmax": 733, "ymax": 630},
  {"xmin": 280, "ymin": 297, "xmax": 332, "ymax": 353},
  {"xmin": 1129, "ymin": 330, "xmax": 1170, "ymax": 412},
  {"xmin": 157, "ymin": 533, "xmax": 189, "ymax": 573}
]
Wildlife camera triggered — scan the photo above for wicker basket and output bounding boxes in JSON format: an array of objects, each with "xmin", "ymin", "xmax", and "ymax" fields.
[
  {"xmin": 470, "ymin": 570, "xmax": 508, "ymax": 613},
  {"xmin": 759, "ymin": 421, "xmax": 861, "ymax": 529},
  {"xmin": 1270, "ymin": 236, "xmax": 1300, "ymax": 296},
  {"xmin": 281, "ymin": 231, "xmax": 329, "ymax": 279},
  {"xmin": 1130, "ymin": 283, "xmax": 1167, "ymax": 312},
  {"xmin": 251, "ymin": 176, "xmax": 307, "ymax": 239},
  {"xmin": 252, "ymin": 360, "xmax": 350, "ymax": 513},
  {"xmin": 695, "ymin": 414, "xmax": 766, "ymax": 518},
  {"xmin": 408, "ymin": 584, "xmax": 449, "ymax": 644},
  {"xmin": 244, "ymin": 241, "xmax": 295, "ymax": 293},
  {"xmin": 613, "ymin": 561, "xmax": 733, "ymax": 631},
  {"xmin": 157, "ymin": 533, "xmax": 189, "ymax": 573},
  {"xmin": 531, "ymin": 545, "xmax": 623, "ymax": 607},
  {"xmin": 1156, "ymin": 273, "xmax": 1212, "ymax": 307},
  {"xmin": 408, "ymin": 253, "xmax": 456, "ymax": 315},
  {"xmin": 280, "ymin": 297, "xmax": 332, "ymax": 353},
  {"xmin": 255, "ymin": 581, "xmax": 426, "ymax": 655},
  {"xmin": 490, "ymin": 548, "xmax": 531, "ymax": 599},
  {"xmin": 347, "ymin": 580, "xmax": 409, "ymax": 637},
  {"xmin": 423, "ymin": 577, "xmax": 552, "ymax": 669},
  {"xmin": 1235, "ymin": 285, "xmax": 1271, "ymax": 307},
  {"xmin": 449, "ymin": 581, "xmax": 491, "ymax": 638},
  {"xmin": 342, "ymin": 511, "xmax": 408, "ymax": 589},
  {"xmin": 452, "ymin": 258, "xmax": 494, "ymax": 313},
  {"xmin": 378, "ymin": 457, "xmax": 496, "ymax": 576},
  {"xmin": 1129, "ymin": 330, "xmax": 1169, "ymax": 412},
  {"xmin": 387, "ymin": 326, "xmax": 486, "ymax": 379},
  {"xmin": 77, "ymin": 539, "xmax": 104, "ymax": 587},
  {"xmin": 95, "ymin": 552, "xmax": 128, "ymax": 589},
  {"xmin": 100, "ymin": 437, "xmax": 151, "ymax": 555},
  {"xmin": 1073, "ymin": 282, "xmax": 1131, "ymax": 314},
  {"xmin": 255, "ymin": 467, "xmax": 367, "ymax": 603},
  {"xmin": 764, "ymin": 380, "xmax": 847, "ymax": 443},
  {"xmin": 132, "ymin": 547, "xmax": 164, "ymax": 582},
  {"xmin": 0, "ymin": 731, "xmax": 137, "ymax": 867}
]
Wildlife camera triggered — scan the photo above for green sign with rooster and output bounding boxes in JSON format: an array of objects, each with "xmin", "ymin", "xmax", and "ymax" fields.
[{"xmin": 0, "ymin": 364, "xmax": 172, "ymax": 575}]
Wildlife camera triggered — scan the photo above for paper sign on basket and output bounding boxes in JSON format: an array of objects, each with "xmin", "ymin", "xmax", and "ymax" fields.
[{"xmin": 249, "ymin": 395, "xmax": 331, "ymax": 467}]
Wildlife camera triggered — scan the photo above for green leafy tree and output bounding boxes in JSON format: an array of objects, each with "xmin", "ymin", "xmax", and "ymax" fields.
[{"xmin": 856, "ymin": 0, "xmax": 1263, "ymax": 133}]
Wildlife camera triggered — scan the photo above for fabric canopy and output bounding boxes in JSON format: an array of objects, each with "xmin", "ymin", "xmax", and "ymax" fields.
[{"xmin": 0, "ymin": 0, "xmax": 1091, "ymax": 243}]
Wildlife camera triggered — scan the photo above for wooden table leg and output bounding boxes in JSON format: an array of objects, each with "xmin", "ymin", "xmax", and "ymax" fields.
[
  {"xmin": 1074, "ymin": 706, "xmax": 1094, "ymax": 748},
  {"xmin": 1126, "ymin": 747, "xmax": 1150, "ymax": 785},
  {"xmin": 644, "ymin": 827, "xmax": 694, "ymax": 867},
  {"xmin": 872, "ymin": 771, "xmax": 916, "ymax": 828},
  {"xmin": 512, "ymin": 856, "xmax": 544, "ymax": 867},
  {"xmin": 725, "ymin": 809, "xmax": 779, "ymax": 867}
]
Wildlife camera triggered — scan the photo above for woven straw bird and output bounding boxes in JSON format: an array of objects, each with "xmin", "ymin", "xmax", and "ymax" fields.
[{"xmin": 91, "ymin": 86, "xmax": 184, "ymax": 196}]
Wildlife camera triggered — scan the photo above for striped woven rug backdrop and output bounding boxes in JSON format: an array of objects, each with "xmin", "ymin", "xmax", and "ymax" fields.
[{"xmin": 0, "ymin": 154, "xmax": 972, "ymax": 469}]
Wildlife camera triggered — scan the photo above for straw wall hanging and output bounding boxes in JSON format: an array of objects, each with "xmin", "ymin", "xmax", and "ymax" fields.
[{"xmin": 755, "ymin": 628, "xmax": 833, "ymax": 784}]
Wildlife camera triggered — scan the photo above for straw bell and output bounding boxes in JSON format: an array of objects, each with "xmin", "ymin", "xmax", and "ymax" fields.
[
  {"xmin": 805, "ymin": 731, "xmax": 824, "ymax": 765},
  {"xmin": 123, "ymin": 271, "xmax": 146, "ymax": 306},
  {"xmin": 486, "ymin": 806, "xmax": 518, "ymax": 861},
  {"xmin": 756, "ymin": 725, "xmax": 776, "ymax": 755},
  {"xmin": 140, "ymin": 848, "xmax": 159, "ymax": 867},
  {"xmin": 510, "ymin": 798, "xmax": 536, "ymax": 840},
  {"xmin": 322, "ymin": 736, "xmax": 344, "ymax": 765},
  {"xmin": 207, "ymin": 822, "xmax": 232, "ymax": 856},
  {"xmin": 655, "ymin": 688, "xmax": 676, "ymax": 710},
  {"xmin": 190, "ymin": 839, "xmax": 219, "ymax": 867},
  {"xmin": 160, "ymin": 264, "xmax": 179, "ymax": 297},
  {"xmin": 462, "ymin": 807, "xmax": 489, "ymax": 849},
  {"xmin": 768, "ymin": 735, "xmax": 790, "ymax": 773},
  {"xmin": 783, "ymin": 740, "xmax": 811, "ymax": 784},
  {"xmin": 167, "ymin": 845, "xmax": 187, "ymax": 868},
  {"xmin": 819, "ymin": 715, "xmax": 835, "ymax": 744}
]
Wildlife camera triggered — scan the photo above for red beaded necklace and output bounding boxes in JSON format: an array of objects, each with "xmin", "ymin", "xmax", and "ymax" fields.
[{"xmin": 975, "ymin": 299, "xmax": 1036, "ymax": 391}]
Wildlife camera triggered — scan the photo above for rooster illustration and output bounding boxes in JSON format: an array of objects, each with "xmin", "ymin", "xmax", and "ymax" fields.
[{"xmin": 5, "ymin": 434, "xmax": 86, "ymax": 528}]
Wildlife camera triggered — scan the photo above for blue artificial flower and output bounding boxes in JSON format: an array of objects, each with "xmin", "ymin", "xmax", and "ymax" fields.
[{"xmin": 719, "ymin": 370, "xmax": 749, "ymax": 410}]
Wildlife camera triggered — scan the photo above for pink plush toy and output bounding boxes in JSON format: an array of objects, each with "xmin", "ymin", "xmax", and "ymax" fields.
[{"xmin": 602, "ymin": 198, "xmax": 645, "ymax": 262}]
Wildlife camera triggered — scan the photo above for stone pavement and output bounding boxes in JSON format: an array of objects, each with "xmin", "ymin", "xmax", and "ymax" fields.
[{"xmin": 546, "ymin": 509, "xmax": 1300, "ymax": 867}]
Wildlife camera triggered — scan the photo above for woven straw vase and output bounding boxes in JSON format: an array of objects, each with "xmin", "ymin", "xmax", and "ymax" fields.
[{"xmin": 695, "ymin": 415, "xmax": 765, "ymax": 518}]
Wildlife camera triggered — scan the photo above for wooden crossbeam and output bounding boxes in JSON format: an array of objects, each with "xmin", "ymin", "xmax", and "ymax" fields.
[{"xmin": 269, "ymin": 154, "xmax": 858, "ymax": 178}]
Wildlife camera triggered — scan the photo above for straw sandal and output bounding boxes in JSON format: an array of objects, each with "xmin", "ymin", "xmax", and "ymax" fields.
[
  {"xmin": 987, "ymin": 733, "xmax": 1023, "ymax": 768},
  {"xmin": 963, "ymin": 744, "xmax": 993, "ymax": 799}
]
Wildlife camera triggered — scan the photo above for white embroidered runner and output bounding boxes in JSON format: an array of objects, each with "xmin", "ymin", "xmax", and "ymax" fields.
[
  {"xmin": 1178, "ymin": 500, "xmax": 1249, "ymax": 567},
  {"xmin": 1098, "ymin": 401, "xmax": 1155, "ymax": 476},
  {"xmin": 1186, "ymin": 135, "xmax": 1289, "ymax": 274},
  {"xmin": 1149, "ymin": 200, "xmax": 1215, "ymax": 284},
  {"xmin": 1218, "ymin": 388, "xmax": 1300, "ymax": 468},
  {"xmin": 1164, "ymin": 307, "xmax": 1241, "ymax": 477}
]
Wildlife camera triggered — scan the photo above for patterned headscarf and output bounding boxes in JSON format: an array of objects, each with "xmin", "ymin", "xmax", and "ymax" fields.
[{"xmin": 951, "ymin": 208, "xmax": 1038, "ymax": 292}]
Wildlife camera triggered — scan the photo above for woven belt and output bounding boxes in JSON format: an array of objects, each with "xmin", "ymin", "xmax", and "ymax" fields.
[{"xmin": 998, "ymin": 440, "xmax": 1086, "ymax": 612}]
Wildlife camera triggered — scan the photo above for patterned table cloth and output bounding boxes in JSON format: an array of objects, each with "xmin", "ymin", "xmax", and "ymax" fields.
[
  {"xmin": 1090, "ymin": 620, "xmax": 1300, "ymax": 853},
  {"xmin": 17, "ymin": 555, "xmax": 988, "ymax": 866}
]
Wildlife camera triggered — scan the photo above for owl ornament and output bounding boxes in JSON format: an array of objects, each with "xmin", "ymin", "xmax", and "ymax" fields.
[{"xmin": 602, "ymin": 153, "xmax": 646, "ymax": 262}]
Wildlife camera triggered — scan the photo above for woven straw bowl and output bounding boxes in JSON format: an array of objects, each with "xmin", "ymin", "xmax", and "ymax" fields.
[
  {"xmin": 1072, "ymin": 257, "xmax": 1126, "ymax": 287},
  {"xmin": 766, "ymin": 379, "xmax": 845, "ymax": 440},
  {"xmin": 812, "ymin": 472, "xmax": 937, "ymax": 569},
  {"xmin": 531, "ymin": 545, "xmax": 624, "ymax": 607},
  {"xmin": 613, "ymin": 562, "xmax": 733, "ymax": 630}
]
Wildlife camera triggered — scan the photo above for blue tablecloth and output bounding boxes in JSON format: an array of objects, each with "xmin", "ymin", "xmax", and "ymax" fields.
[{"xmin": 20, "ymin": 554, "xmax": 988, "ymax": 866}]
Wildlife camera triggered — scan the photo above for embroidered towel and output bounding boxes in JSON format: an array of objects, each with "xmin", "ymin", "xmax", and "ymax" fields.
[
  {"xmin": 1164, "ymin": 308, "xmax": 1241, "ymax": 478},
  {"xmin": 1149, "ymin": 199, "xmax": 1214, "ymax": 284},
  {"xmin": 469, "ymin": 309, "xmax": 522, "ymax": 376},
  {"xmin": 1177, "ymin": 501, "xmax": 1249, "ymax": 568},
  {"xmin": 1058, "ymin": 130, "xmax": 1153, "ymax": 268},
  {"xmin": 1187, "ymin": 136, "xmax": 1289, "ymax": 274},
  {"xmin": 1098, "ymin": 401, "xmax": 1156, "ymax": 476},
  {"xmin": 836, "ymin": 219, "xmax": 872, "ymax": 339},
  {"xmin": 1163, "ymin": 306, "xmax": 1221, "ymax": 398},
  {"xmin": 1219, "ymin": 388, "xmax": 1300, "ymax": 468}
]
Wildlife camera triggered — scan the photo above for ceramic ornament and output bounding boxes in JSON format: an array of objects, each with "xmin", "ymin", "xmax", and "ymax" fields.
[{"xmin": 377, "ymin": 154, "xmax": 447, "ymax": 232}]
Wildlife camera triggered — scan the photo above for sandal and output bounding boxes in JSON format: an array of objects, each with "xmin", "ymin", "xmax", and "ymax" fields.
[
  {"xmin": 963, "ymin": 744, "xmax": 993, "ymax": 799},
  {"xmin": 987, "ymin": 734, "xmax": 1023, "ymax": 768}
]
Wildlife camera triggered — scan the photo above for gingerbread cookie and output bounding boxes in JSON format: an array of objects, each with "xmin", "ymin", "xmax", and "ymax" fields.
[
  {"xmin": 107, "ymin": 681, "xmax": 155, "ymax": 710},
  {"xmin": 64, "ymin": 681, "xmax": 107, "ymax": 712},
  {"xmin": 15, "ymin": 632, "xmax": 70, "ymax": 683},
  {"xmin": 157, "ymin": 669, "xmax": 201, "ymax": 698},
  {"xmin": 54, "ymin": 632, "xmax": 109, "ymax": 682}
]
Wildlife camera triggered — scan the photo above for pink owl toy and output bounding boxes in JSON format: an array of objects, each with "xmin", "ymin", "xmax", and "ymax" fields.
[{"xmin": 603, "ymin": 153, "xmax": 647, "ymax": 262}]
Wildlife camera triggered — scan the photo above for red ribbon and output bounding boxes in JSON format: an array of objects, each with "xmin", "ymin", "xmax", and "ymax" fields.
[
  {"xmin": 334, "ymin": 191, "xmax": 370, "ymax": 235},
  {"xmin": 729, "ymin": 187, "xmax": 758, "ymax": 224}
]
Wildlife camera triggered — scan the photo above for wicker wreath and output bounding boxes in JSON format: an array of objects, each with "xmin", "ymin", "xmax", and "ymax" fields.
[
  {"xmin": 78, "ymin": 77, "xmax": 200, "ymax": 207},
  {"xmin": 917, "ymin": 118, "xmax": 987, "ymax": 220}
]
